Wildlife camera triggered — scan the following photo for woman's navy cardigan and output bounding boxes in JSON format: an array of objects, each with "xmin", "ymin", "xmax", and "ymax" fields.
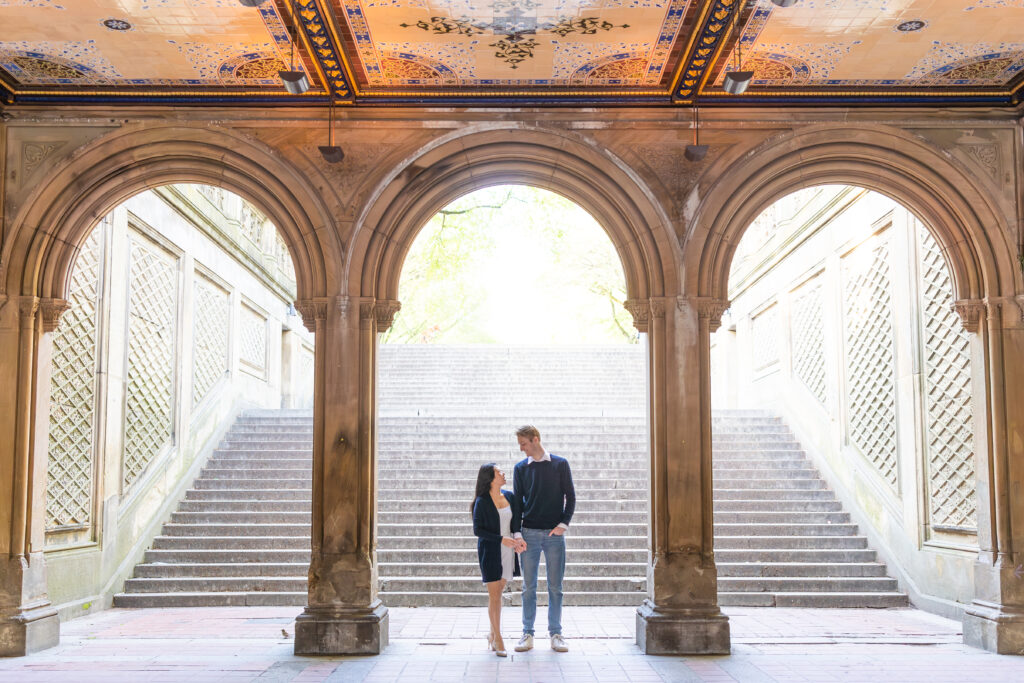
[{"xmin": 472, "ymin": 489, "xmax": 522, "ymax": 583}]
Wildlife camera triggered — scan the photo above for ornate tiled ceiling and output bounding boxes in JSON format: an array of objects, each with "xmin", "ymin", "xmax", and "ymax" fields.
[{"xmin": 0, "ymin": 0, "xmax": 1022, "ymax": 106}]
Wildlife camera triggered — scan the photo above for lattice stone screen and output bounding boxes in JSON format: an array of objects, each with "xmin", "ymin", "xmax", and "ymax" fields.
[
  {"xmin": 791, "ymin": 276, "xmax": 827, "ymax": 407},
  {"xmin": 239, "ymin": 204, "xmax": 265, "ymax": 245},
  {"xmin": 842, "ymin": 233, "xmax": 900, "ymax": 492},
  {"xmin": 46, "ymin": 226, "xmax": 103, "ymax": 531},
  {"xmin": 918, "ymin": 226, "xmax": 977, "ymax": 532},
  {"xmin": 240, "ymin": 304, "xmax": 267, "ymax": 374},
  {"xmin": 192, "ymin": 275, "xmax": 230, "ymax": 407},
  {"xmin": 123, "ymin": 236, "xmax": 178, "ymax": 491},
  {"xmin": 751, "ymin": 305, "xmax": 780, "ymax": 371}
]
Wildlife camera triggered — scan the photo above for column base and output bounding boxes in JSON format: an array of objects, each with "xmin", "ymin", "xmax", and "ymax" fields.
[
  {"xmin": 635, "ymin": 599, "xmax": 730, "ymax": 655},
  {"xmin": 0, "ymin": 602, "xmax": 59, "ymax": 657},
  {"xmin": 294, "ymin": 601, "xmax": 388, "ymax": 655},
  {"xmin": 963, "ymin": 601, "xmax": 1024, "ymax": 655}
]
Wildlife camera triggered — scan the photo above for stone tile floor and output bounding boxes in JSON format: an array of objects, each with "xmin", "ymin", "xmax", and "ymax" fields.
[{"xmin": 3, "ymin": 606, "xmax": 1023, "ymax": 682}]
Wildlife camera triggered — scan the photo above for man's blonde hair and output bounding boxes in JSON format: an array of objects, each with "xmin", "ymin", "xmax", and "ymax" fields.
[{"xmin": 515, "ymin": 425, "xmax": 541, "ymax": 441}]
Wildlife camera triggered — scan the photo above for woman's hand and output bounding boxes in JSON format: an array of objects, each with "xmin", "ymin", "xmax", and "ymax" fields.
[
  {"xmin": 513, "ymin": 539, "xmax": 527, "ymax": 553},
  {"xmin": 501, "ymin": 537, "xmax": 517, "ymax": 548}
]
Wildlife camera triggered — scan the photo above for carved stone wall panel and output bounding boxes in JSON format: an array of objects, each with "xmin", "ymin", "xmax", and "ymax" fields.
[
  {"xmin": 842, "ymin": 232, "xmax": 900, "ymax": 492},
  {"xmin": 192, "ymin": 275, "xmax": 230, "ymax": 407},
  {"xmin": 751, "ymin": 304, "xmax": 780, "ymax": 371},
  {"xmin": 918, "ymin": 225, "xmax": 976, "ymax": 533},
  {"xmin": 45, "ymin": 224, "xmax": 103, "ymax": 532},
  {"xmin": 123, "ymin": 235, "xmax": 178, "ymax": 492},
  {"xmin": 791, "ymin": 275, "xmax": 827, "ymax": 407},
  {"xmin": 240, "ymin": 303, "xmax": 268, "ymax": 375}
]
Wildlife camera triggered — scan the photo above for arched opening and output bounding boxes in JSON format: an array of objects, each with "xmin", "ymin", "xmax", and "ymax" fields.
[
  {"xmin": 38, "ymin": 182, "xmax": 316, "ymax": 616},
  {"xmin": 709, "ymin": 184, "xmax": 980, "ymax": 612},
  {"xmin": 375, "ymin": 183, "xmax": 648, "ymax": 610}
]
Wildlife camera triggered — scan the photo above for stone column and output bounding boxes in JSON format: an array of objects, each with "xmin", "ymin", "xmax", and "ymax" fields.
[
  {"xmin": 0, "ymin": 296, "xmax": 64, "ymax": 656},
  {"xmin": 628, "ymin": 296, "xmax": 731, "ymax": 655},
  {"xmin": 293, "ymin": 297, "xmax": 399, "ymax": 655},
  {"xmin": 960, "ymin": 297, "xmax": 1024, "ymax": 654}
]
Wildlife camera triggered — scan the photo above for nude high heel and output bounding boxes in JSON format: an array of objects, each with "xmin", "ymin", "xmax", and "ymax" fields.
[{"xmin": 488, "ymin": 634, "xmax": 507, "ymax": 657}]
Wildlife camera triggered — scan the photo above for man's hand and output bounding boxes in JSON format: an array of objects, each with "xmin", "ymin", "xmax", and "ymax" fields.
[
  {"xmin": 513, "ymin": 539, "xmax": 527, "ymax": 553},
  {"xmin": 549, "ymin": 527, "xmax": 566, "ymax": 536}
]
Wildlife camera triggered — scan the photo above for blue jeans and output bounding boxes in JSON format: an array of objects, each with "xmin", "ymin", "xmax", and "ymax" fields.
[{"xmin": 519, "ymin": 527, "xmax": 566, "ymax": 636}]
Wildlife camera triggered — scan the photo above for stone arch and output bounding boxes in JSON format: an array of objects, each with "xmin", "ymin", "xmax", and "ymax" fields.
[
  {"xmin": 3, "ymin": 124, "xmax": 339, "ymax": 309},
  {"xmin": 685, "ymin": 123, "xmax": 1021, "ymax": 308},
  {"xmin": 350, "ymin": 125, "xmax": 678, "ymax": 307}
]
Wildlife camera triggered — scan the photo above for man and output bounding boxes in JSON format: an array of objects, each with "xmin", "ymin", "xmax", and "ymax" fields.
[{"xmin": 511, "ymin": 425, "xmax": 576, "ymax": 653}]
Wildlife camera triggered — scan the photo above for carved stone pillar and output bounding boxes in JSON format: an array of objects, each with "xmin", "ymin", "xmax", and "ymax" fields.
[
  {"xmin": 0, "ymin": 297, "xmax": 62, "ymax": 656},
  {"xmin": 293, "ymin": 297, "xmax": 399, "ymax": 655},
  {"xmin": 960, "ymin": 297, "xmax": 1024, "ymax": 654},
  {"xmin": 629, "ymin": 296, "xmax": 731, "ymax": 655}
]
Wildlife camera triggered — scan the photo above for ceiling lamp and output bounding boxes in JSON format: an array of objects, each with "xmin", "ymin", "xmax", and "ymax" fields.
[
  {"xmin": 684, "ymin": 105, "xmax": 708, "ymax": 162},
  {"xmin": 279, "ymin": 1, "xmax": 309, "ymax": 95},
  {"xmin": 319, "ymin": 101, "xmax": 345, "ymax": 163},
  {"xmin": 722, "ymin": 4, "xmax": 753, "ymax": 95},
  {"xmin": 237, "ymin": 0, "xmax": 268, "ymax": 7},
  {"xmin": 771, "ymin": 0, "xmax": 799, "ymax": 6}
]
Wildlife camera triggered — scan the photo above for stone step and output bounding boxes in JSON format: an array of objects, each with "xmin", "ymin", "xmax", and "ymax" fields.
[
  {"xmin": 717, "ymin": 562, "xmax": 888, "ymax": 577},
  {"xmin": 713, "ymin": 489, "xmax": 835, "ymax": 500},
  {"xmin": 178, "ymin": 500, "xmax": 311, "ymax": 513},
  {"xmin": 714, "ymin": 549, "xmax": 879, "ymax": 563},
  {"xmin": 376, "ymin": 576, "xmax": 647, "ymax": 593},
  {"xmin": 378, "ymin": 522, "xmax": 648, "ymax": 537},
  {"xmin": 113, "ymin": 592, "xmax": 306, "ymax": 607},
  {"xmin": 134, "ymin": 562, "xmax": 308, "ymax": 578},
  {"xmin": 144, "ymin": 549, "xmax": 310, "ymax": 564},
  {"xmin": 717, "ymin": 576, "xmax": 899, "ymax": 592},
  {"xmin": 712, "ymin": 459, "xmax": 812, "ymax": 469},
  {"xmin": 378, "ymin": 489, "xmax": 638, "ymax": 501},
  {"xmin": 376, "ymin": 562, "xmax": 646, "ymax": 577},
  {"xmin": 377, "ymin": 549, "xmax": 647, "ymax": 563},
  {"xmin": 380, "ymin": 478, "xmax": 647, "ymax": 490},
  {"xmin": 712, "ymin": 512, "xmax": 850, "ymax": 524},
  {"xmin": 211, "ymin": 452, "xmax": 311, "ymax": 461},
  {"xmin": 378, "ymin": 536, "xmax": 643, "ymax": 550},
  {"xmin": 378, "ymin": 468, "xmax": 646, "ymax": 480},
  {"xmin": 192, "ymin": 479, "xmax": 311, "ymax": 490},
  {"xmin": 206, "ymin": 460, "xmax": 311, "ymax": 471},
  {"xmin": 714, "ymin": 536, "xmax": 868, "ymax": 549},
  {"xmin": 395, "ymin": 499, "xmax": 647, "ymax": 512},
  {"xmin": 713, "ymin": 500, "xmax": 842, "ymax": 512},
  {"xmin": 712, "ymin": 479, "xmax": 827, "ymax": 490},
  {"xmin": 161, "ymin": 523, "xmax": 309, "ymax": 537},
  {"xmin": 185, "ymin": 489, "xmax": 311, "ymax": 500},
  {"xmin": 200, "ymin": 468, "xmax": 312, "ymax": 480},
  {"xmin": 171, "ymin": 512, "xmax": 312, "ymax": 524},
  {"xmin": 150, "ymin": 536, "xmax": 310, "ymax": 550},
  {"xmin": 379, "ymin": 511, "xmax": 647, "ymax": 524},
  {"xmin": 717, "ymin": 592, "xmax": 909, "ymax": 608},
  {"xmin": 377, "ymin": 592, "xmax": 644, "ymax": 607}
]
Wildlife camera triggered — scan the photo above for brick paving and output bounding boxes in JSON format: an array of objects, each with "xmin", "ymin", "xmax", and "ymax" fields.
[{"xmin": 2, "ymin": 606, "xmax": 1023, "ymax": 682}]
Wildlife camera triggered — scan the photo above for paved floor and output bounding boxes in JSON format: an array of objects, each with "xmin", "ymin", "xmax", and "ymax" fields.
[{"xmin": 3, "ymin": 606, "xmax": 1023, "ymax": 682}]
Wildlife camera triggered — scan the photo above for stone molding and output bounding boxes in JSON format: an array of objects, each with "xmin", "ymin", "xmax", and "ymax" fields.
[
  {"xmin": 294, "ymin": 298, "xmax": 330, "ymax": 333},
  {"xmin": 623, "ymin": 299, "xmax": 651, "ymax": 333},
  {"xmin": 38, "ymin": 298, "xmax": 71, "ymax": 333},
  {"xmin": 373, "ymin": 300, "xmax": 401, "ymax": 332},
  {"xmin": 954, "ymin": 299, "xmax": 987, "ymax": 333}
]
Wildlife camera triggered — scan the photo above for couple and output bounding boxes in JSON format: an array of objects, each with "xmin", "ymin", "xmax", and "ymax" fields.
[{"xmin": 471, "ymin": 425, "xmax": 576, "ymax": 657}]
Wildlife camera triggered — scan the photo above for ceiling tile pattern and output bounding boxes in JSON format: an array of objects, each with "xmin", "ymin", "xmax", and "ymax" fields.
[{"xmin": 0, "ymin": 0, "xmax": 1021, "ymax": 105}]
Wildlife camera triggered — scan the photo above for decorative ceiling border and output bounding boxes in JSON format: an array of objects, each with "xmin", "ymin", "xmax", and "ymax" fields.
[
  {"xmin": 672, "ymin": 0, "xmax": 737, "ymax": 102},
  {"xmin": 291, "ymin": 0, "xmax": 356, "ymax": 101}
]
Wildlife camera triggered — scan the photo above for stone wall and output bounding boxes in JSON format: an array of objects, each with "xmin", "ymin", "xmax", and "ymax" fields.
[
  {"xmin": 712, "ymin": 186, "xmax": 979, "ymax": 618},
  {"xmin": 42, "ymin": 185, "xmax": 313, "ymax": 619}
]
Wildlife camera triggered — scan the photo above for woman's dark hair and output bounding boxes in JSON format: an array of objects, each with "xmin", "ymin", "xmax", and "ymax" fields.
[{"xmin": 471, "ymin": 463, "xmax": 498, "ymax": 513}]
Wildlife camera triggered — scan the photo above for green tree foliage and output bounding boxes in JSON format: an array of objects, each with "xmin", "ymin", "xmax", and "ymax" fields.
[{"xmin": 382, "ymin": 185, "xmax": 635, "ymax": 345}]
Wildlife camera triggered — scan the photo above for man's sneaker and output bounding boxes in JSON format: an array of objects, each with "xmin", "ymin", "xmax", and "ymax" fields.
[
  {"xmin": 550, "ymin": 634, "xmax": 569, "ymax": 652},
  {"xmin": 514, "ymin": 634, "xmax": 534, "ymax": 652}
]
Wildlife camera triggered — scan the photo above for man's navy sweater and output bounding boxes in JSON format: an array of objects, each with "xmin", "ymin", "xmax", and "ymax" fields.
[{"xmin": 513, "ymin": 454, "xmax": 576, "ymax": 529}]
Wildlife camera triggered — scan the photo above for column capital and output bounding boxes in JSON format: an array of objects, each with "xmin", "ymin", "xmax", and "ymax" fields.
[
  {"xmin": 954, "ymin": 299, "xmax": 986, "ymax": 332},
  {"xmin": 38, "ymin": 298, "xmax": 71, "ymax": 333},
  {"xmin": 373, "ymin": 300, "xmax": 402, "ymax": 332},
  {"xmin": 679, "ymin": 296, "xmax": 730, "ymax": 332},
  {"xmin": 294, "ymin": 298, "xmax": 330, "ymax": 333},
  {"xmin": 623, "ymin": 299, "xmax": 651, "ymax": 333}
]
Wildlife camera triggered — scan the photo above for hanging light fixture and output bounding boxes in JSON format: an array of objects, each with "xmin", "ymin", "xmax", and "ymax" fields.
[
  {"xmin": 684, "ymin": 105, "xmax": 708, "ymax": 162},
  {"xmin": 319, "ymin": 99, "xmax": 345, "ymax": 163},
  {"xmin": 770, "ymin": 0, "xmax": 799, "ymax": 7},
  {"xmin": 722, "ymin": 3, "xmax": 753, "ymax": 95},
  {"xmin": 237, "ymin": 0, "xmax": 268, "ymax": 7},
  {"xmin": 279, "ymin": 1, "xmax": 310, "ymax": 95}
]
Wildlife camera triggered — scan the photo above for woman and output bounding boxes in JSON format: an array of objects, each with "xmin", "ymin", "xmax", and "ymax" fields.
[{"xmin": 471, "ymin": 463, "xmax": 524, "ymax": 657}]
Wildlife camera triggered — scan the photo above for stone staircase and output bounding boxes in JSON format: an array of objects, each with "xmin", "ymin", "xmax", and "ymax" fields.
[{"xmin": 114, "ymin": 345, "xmax": 906, "ymax": 608}]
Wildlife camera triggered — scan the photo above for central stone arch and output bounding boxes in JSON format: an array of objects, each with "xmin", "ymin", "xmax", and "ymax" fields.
[{"xmin": 294, "ymin": 125, "xmax": 733, "ymax": 655}]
